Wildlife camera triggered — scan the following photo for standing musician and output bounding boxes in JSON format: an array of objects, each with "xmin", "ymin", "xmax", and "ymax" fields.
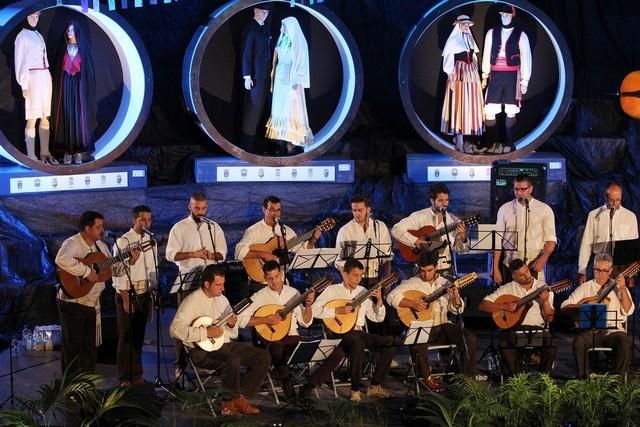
[
  {"xmin": 56, "ymin": 211, "xmax": 139, "ymax": 376},
  {"xmin": 234, "ymin": 195, "xmax": 321, "ymax": 284},
  {"xmin": 391, "ymin": 183, "xmax": 469, "ymax": 272},
  {"xmin": 335, "ymin": 194, "xmax": 393, "ymax": 288},
  {"xmin": 169, "ymin": 265, "xmax": 270, "ymax": 416},
  {"xmin": 480, "ymin": 259, "xmax": 556, "ymax": 375},
  {"xmin": 561, "ymin": 253, "xmax": 634, "ymax": 379},
  {"xmin": 578, "ymin": 182, "xmax": 638, "ymax": 284},
  {"xmin": 299, "ymin": 258, "xmax": 396, "ymax": 402},
  {"xmin": 238, "ymin": 260, "xmax": 315, "ymax": 401},
  {"xmin": 113, "ymin": 205, "xmax": 157, "ymax": 387},
  {"xmin": 492, "ymin": 174, "xmax": 556, "ymax": 284},
  {"xmin": 387, "ymin": 250, "xmax": 477, "ymax": 391},
  {"xmin": 166, "ymin": 191, "xmax": 227, "ymax": 277}
]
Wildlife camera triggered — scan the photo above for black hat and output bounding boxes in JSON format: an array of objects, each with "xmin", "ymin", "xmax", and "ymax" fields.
[
  {"xmin": 498, "ymin": 3, "xmax": 516, "ymax": 15},
  {"xmin": 253, "ymin": 3, "xmax": 273, "ymax": 11}
]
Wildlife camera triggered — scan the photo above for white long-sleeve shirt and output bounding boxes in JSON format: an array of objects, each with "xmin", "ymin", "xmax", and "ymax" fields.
[
  {"xmin": 312, "ymin": 283, "xmax": 385, "ymax": 330},
  {"xmin": 238, "ymin": 284, "xmax": 311, "ymax": 336},
  {"xmin": 166, "ymin": 216, "xmax": 227, "ymax": 274},
  {"xmin": 112, "ymin": 229, "xmax": 158, "ymax": 293},
  {"xmin": 481, "ymin": 27, "xmax": 532, "ymax": 87},
  {"xmin": 14, "ymin": 28, "xmax": 49, "ymax": 91},
  {"xmin": 234, "ymin": 219, "xmax": 302, "ymax": 260},
  {"xmin": 483, "ymin": 279, "xmax": 554, "ymax": 327},
  {"xmin": 335, "ymin": 218, "xmax": 393, "ymax": 278},
  {"xmin": 169, "ymin": 288, "xmax": 238, "ymax": 348},
  {"xmin": 578, "ymin": 205, "xmax": 638, "ymax": 275}
]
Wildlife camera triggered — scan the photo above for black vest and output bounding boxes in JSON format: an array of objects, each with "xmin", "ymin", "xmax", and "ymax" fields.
[{"xmin": 490, "ymin": 26, "xmax": 523, "ymax": 66}]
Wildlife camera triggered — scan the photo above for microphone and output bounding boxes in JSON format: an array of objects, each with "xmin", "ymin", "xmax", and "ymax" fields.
[
  {"xmin": 102, "ymin": 229, "xmax": 115, "ymax": 239},
  {"xmin": 610, "ymin": 207, "xmax": 615, "ymax": 219},
  {"xmin": 439, "ymin": 206, "xmax": 447, "ymax": 213},
  {"xmin": 199, "ymin": 216, "xmax": 216, "ymax": 225},
  {"xmin": 524, "ymin": 198, "xmax": 530, "ymax": 211},
  {"xmin": 441, "ymin": 271, "xmax": 458, "ymax": 282},
  {"xmin": 141, "ymin": 226, "xmax": 154, "ymax": 237}
]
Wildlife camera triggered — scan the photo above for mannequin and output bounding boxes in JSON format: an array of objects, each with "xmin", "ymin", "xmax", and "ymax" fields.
[
  {"xmin": 440, "ymin": 15, "xmax": 484, "ymax": 154},
  {"xmin": 14, "ymin": 11, "xmax": 57, "ymax": 164},
  {"xmin": 52, "ymin": 20, "xmax": 96, "ymax": 165},
  {"xmin": 265, "ymin": 17, "xmax": 313, "ymax": 156},
  {"xmin": 481, "ymin": 4, "xmax": 532, "ymax": 154}
]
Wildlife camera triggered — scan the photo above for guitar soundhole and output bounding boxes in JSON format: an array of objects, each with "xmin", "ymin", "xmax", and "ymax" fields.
[{"xmin": 93, "ymin": 264, "xmax": 100, "ymax": 274}]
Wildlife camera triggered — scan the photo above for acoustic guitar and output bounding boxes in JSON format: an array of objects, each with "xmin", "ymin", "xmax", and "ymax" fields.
[
  {"xmin": 242, "ymin": 218, "xmax": 336, "ymax": 283},
  {"xmin": 397, "ymin": 215, "xmax": 480, "ymax": 263},
  {"xmin": 397, "ymin": 272, "xmax": 477, "ymax": 327},
  {"xmin": 576, "ymin": 261, "xmax": 640, "ymax": 306},
  {"xmin": 57, "ymin": 239, "xmax": 155, "ymax": 299},
  {"xmin": 492, "ymin": 279, "xmax": 572, "ymax": 330},
  {"xmin": 323, "ymin": 272, "xmax": 399, "ymax": 334},
  {"xmin": 192, "ymin": 297, "xmax": 253, "ymax": 352},
  {"xmin": 254, "ymin": 276, "xmax": 332, "ymax": 342}
]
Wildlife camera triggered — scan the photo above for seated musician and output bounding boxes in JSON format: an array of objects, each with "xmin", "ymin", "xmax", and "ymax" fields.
[
  {"xmin": 386, "ymin": 250, "xmax": 477, "ymax": 391},
  {"xmin": 169, "ymin": 265, "xmax": 271, "ymax": 416},
  {"xmin": 561, "ymin": 253, "xmax": 634, "ymax": 379},
  {"xmin": 300, "ymin": 258, "xmax": 396, "ymax": 402},
  {"xmin": 479, "ymin": 258, "xmax": 556, "ymax": 375},
  {"xmin": 238, "ymin": 260, "xmax": 315, "ymax": 401}
]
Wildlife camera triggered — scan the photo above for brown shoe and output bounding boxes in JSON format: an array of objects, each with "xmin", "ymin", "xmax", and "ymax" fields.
[
  {"xmin": 423, "ymin": 376, "xmax": 446, "ymax": 393},
  {"xmin": 233, "ymin": 395, "xmax": 260, "ymax": 415},
  {"xmin": 221, "ymin": 400, "xmax": 239, "ymax": 416}
]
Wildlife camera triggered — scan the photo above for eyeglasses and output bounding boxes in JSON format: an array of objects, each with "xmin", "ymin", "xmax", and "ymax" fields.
[
  {"xmin": 513, "ymin": 186, "xmax": 531, "ymax": 192},
  {"xmin": 593, "ymin": 268, "xmax": 611, "ymax": 273}
]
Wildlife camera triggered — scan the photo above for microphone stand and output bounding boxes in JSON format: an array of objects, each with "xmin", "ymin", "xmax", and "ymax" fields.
[
  {"xmin": 440, "ymin": 208, "xmax": 457, "ymax": 277},
  {"xmin": 278, "ymin": 219, "xmax": 289, "ymax": 276},
  {"xmin": 608, "ymin": 208, "xmax": 615, "ymax": 257},
  {"xmin": 203, "ymin": 218, "xmax": 219, "ymax": 264}
]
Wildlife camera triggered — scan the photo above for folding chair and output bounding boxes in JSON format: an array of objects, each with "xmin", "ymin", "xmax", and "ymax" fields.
[{"xmin": 180, "ymin": 345, "xmax": 218, "ymax": 417}]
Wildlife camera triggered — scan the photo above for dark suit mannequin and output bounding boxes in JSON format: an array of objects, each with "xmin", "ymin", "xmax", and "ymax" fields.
[{"xmin": 240, "ymin": 6, "xmax": 272, "ymax": 153}]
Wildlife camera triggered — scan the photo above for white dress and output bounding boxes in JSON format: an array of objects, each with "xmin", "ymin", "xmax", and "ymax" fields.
[{"xmin": 14, "ymin": 28, "xmax": 52, "ymax": 119}]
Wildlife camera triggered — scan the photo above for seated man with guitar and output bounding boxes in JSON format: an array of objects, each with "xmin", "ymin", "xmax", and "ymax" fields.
[
  {"xmin": 387, "ymin": 250, "xmax": 477, "ymax": 391},
  {"xmin": 238, "ymin": 260, "xmax": 324, "ymax": 401},
  {"xmin": 479, "ymin": 259, "xmax": 557, "ymax": 376},
  {"xmin": 235, "ymin": 195, "xmax": 331, "ymax": 284},
  {"xmin": 56, "ymin": 211, "xmax": 140, "ymax": 376},
  {"xmin": 169, "ymin": 265, "xmax": 270, "ymax": 416},
  {"xmin": 391, "ymin": 183, "xmax": 472, "ymax": 272},
  {"xmin": 561, "ymin": 253, "xmax": 635, "ymax": 379},
  {"xmin": 300, "ymin": 258, "xmax": 398, "ymax": 402}
]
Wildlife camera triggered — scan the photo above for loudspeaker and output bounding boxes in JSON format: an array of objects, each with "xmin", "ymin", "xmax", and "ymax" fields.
[{"xmin": 490, "ymin": 162, "xmax": 547, "ymax": 221}]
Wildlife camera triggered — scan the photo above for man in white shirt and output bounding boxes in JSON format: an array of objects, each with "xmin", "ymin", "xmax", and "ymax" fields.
[
  {"xmin": 238, "ymin": 261, "xmax": 314, "ymax": 401},
  {"xmin": 166, "ymin": 191, "xmax": 227, "ymax": 280},
  {"xmin": 391, "ymin": 183, "xmax": 469, "ymax": 272},
  {"xmin": 480, "ymin": 258, "xmax": 556, "ymax": 375},
  {"xmin": 561, "ymin": 253, "xmax": 634, "ymax": 379},
  {"xmin": 169, "ymin": 265, "xmax": 270, "ymax": 416},
  {"xmin": 113, "ymin": 205, "xmax": 157, "ymax": 387},
  {"xmin": 387, "ymin": 250, "xmax": 477, "ymax": 391},
  {"xmin": 300, "ymin": 258, "xmax": 396, "ymax": 402},
  {"xmin": 492, "ymin": 174, "xmax": 556, "ymax": 284},
  {"xmin": 578, "ymin": 182, "xmax": 638, "ymax": 284},
  {"xmin": 335, "ymin": 194, "xmax": 393, "ymax": 288},
  {"xmin": 56, "ymin": 211, "xmax": 139, "ymax": 376},
  {"xmin": 235, "ymin": 195, "xmax": 320, "ymax": 284}
]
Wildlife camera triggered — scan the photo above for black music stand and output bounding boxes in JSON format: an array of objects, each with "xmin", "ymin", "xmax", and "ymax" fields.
[
  {"xmin": 341, "ymin": 240, "xmax": 392, "ymax": 283},
  {"xmin": 580, "ymin": 305, "xmax": 620, "ymax": 376},
  {"xmin": 402, "ymin": 320, "xmax": 433, "ymax": 395},
  {"xmin": 287, "ymin": 338, "xmax": 341, "ymax": 398},
  {"xmin": 290, "ymin": 248, "xmax": 340, "ymax": 291},
  {"xmin": 169, "ymin": 269, "xmax": 203, "ymax": 295}
]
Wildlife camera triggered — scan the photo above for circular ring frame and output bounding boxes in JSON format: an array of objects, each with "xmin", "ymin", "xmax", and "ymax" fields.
[
  {"xmin": 0, "ymin": 0, "xmax": 153, "ymax": 174},
  {"xmin": 183, "ymin": 0, "xmax": 363, "ymax": 166},
  {"xmin": 398, "ymin": 0, "xmax": 573, "ymax": 164}
]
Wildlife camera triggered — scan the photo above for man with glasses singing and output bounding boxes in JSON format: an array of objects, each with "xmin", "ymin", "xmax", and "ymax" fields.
[
  {"xmin": 577, "ymin": 182, "xmax": 638, "ymax": 284},
  {"xmin": 492, "ymin": 174, "xmax": 556, "ymax": 284}
]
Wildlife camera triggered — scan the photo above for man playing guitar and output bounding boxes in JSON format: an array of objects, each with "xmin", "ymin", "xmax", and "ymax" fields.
[
  {"xmin": 299, "ymin": 258, "xmax": 396, "ymax": 402},
  {"xmin": 480, "ymin": 259, "xmax": 556, "ymax": 375},
  {"xmin": 561, "ymin": 253, "xmax": 634, "ymax": 378},
  {"xmin": 169, "ymin": 265, "xmax": 270, "ymax": 416},
  {"xmin": 238, "ymin": 261, "xmax": 315, "ymax": 401},
  {"xmin": 391, "ymin": 183, "xmax": 469, "ymax": 273},
  {"xmin": 387, "ymin": 250, "xmax": 477, "ymax": 391}
]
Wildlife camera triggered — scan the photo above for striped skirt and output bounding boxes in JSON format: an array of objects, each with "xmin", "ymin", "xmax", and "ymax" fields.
[{"xmin": 440, "ymin": 60, "xmax": 484, "ymax": 136}]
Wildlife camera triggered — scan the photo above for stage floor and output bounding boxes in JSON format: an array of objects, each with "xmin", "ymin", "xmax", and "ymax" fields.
[{"xmin": 1, "ymin": 307, "xmax": 639, "ymax": 426}]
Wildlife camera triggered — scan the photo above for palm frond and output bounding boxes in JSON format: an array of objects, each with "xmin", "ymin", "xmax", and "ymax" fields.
[{"xmin": 0, "ymin": 409, "xmax": 38, "ymax": 427}]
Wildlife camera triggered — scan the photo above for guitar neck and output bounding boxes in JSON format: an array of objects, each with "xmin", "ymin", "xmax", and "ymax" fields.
[
  {"xmin": 517, "ymin": 286, "xmax": 545, "ymax": 307},
  {"xmin": 98, "ymin": 248, "xmax": 132, "ymax": 270},
  {"xmin": 283, "ymin": 229, "xmax": 313, "ymax": 250},
  {"xmin": 423, "ymin": 286, "xmax": 449, "ymax": 304},
  {"xmin": 596, "ymin": 279, "xmax": 619, "ymax": 303},
  {"xmin": 427, "ymin": 220, "xmax": 459, "ymax": 240}
]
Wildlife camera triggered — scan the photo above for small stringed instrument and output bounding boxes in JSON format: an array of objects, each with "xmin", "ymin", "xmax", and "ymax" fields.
[
  {"xmin": 492, "ymin": 279, "xmax": 572, "ymax": 330},
  {"xmin": 242, "ymin": 218, "xmax": 336, "ymax": 283},
  {"xmin": 323, "ymin": 272, "xmax": 399, "ymax": 334},
  {"xmin": 192, "ymin": 297, "xmax": 253, "ymax": 352},
  {"xmin": 576, "ymin": 261, "xmax": 640, "ymax": 306},
  {"xmin": 397, "ymin": 272, "xmax": 477, "ymax": 327},
  {"xmin": 57, "ymin": 239, "xmax": 156, "ymax": 299},
  {"xmin": 254, "ymin": 276, "xmax": 332, "ymax": 342},
  {"xmin": 397, "ymin": 215, "xmax": 480, "ymax": 263}
]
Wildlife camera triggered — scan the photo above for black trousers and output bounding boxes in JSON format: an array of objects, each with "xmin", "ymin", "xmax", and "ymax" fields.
[
  {"xmin": 499, "ymin": 327, "xmax": 556, "ymax": 375},
  {"xmin": 241, "ymin": 76, "xmax": 270, "ymax": 145},
  {"xmin": 266, "ymin": 335, "xmax": 300, "ymax": 385},
  {"xmin": 411, "ymin": 323, "xmax": 478, "ymax": 378},
  {"xmin": 57, "ymin": 299, "xmax": 97, "ymax": 376},
  {"xmin": 573, "ymin": 330, "xmax": 632, "ymax": 378},
  {"xmin": 310, "ymin": 330, "xmax": 397, "ymax": 391},
  {"xmin": 189, "ymin": 342, "xmax": 271, "ymax": 398},
  {"xmin": 116, "ymin": 292, "xmax": 151, "ymax": 382}
]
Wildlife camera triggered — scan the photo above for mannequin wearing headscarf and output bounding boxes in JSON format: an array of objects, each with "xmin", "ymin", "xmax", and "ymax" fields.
[
  {"xmin": 441, "ymin": 15, "xmax": 484, "ymax": 154},
  {"xmin": 14, "ymin": 11, "xmax": 57, "ymax": 164},
  {"xmin": 52, "ymin": 20, "xmax": 96, "ymax": 165},
  {"xmin": 265, "ymin": 17, "xmax": 313, "ymax": 155}
]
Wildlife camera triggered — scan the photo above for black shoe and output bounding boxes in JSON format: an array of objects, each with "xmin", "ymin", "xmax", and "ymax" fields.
[
  {"xmin": 283, "ymin": 382, "xmax": 297, "ymax": 402},
  {"xmin": 297, "ymin": 383, "xmax": 314, "ymax": 405}
]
